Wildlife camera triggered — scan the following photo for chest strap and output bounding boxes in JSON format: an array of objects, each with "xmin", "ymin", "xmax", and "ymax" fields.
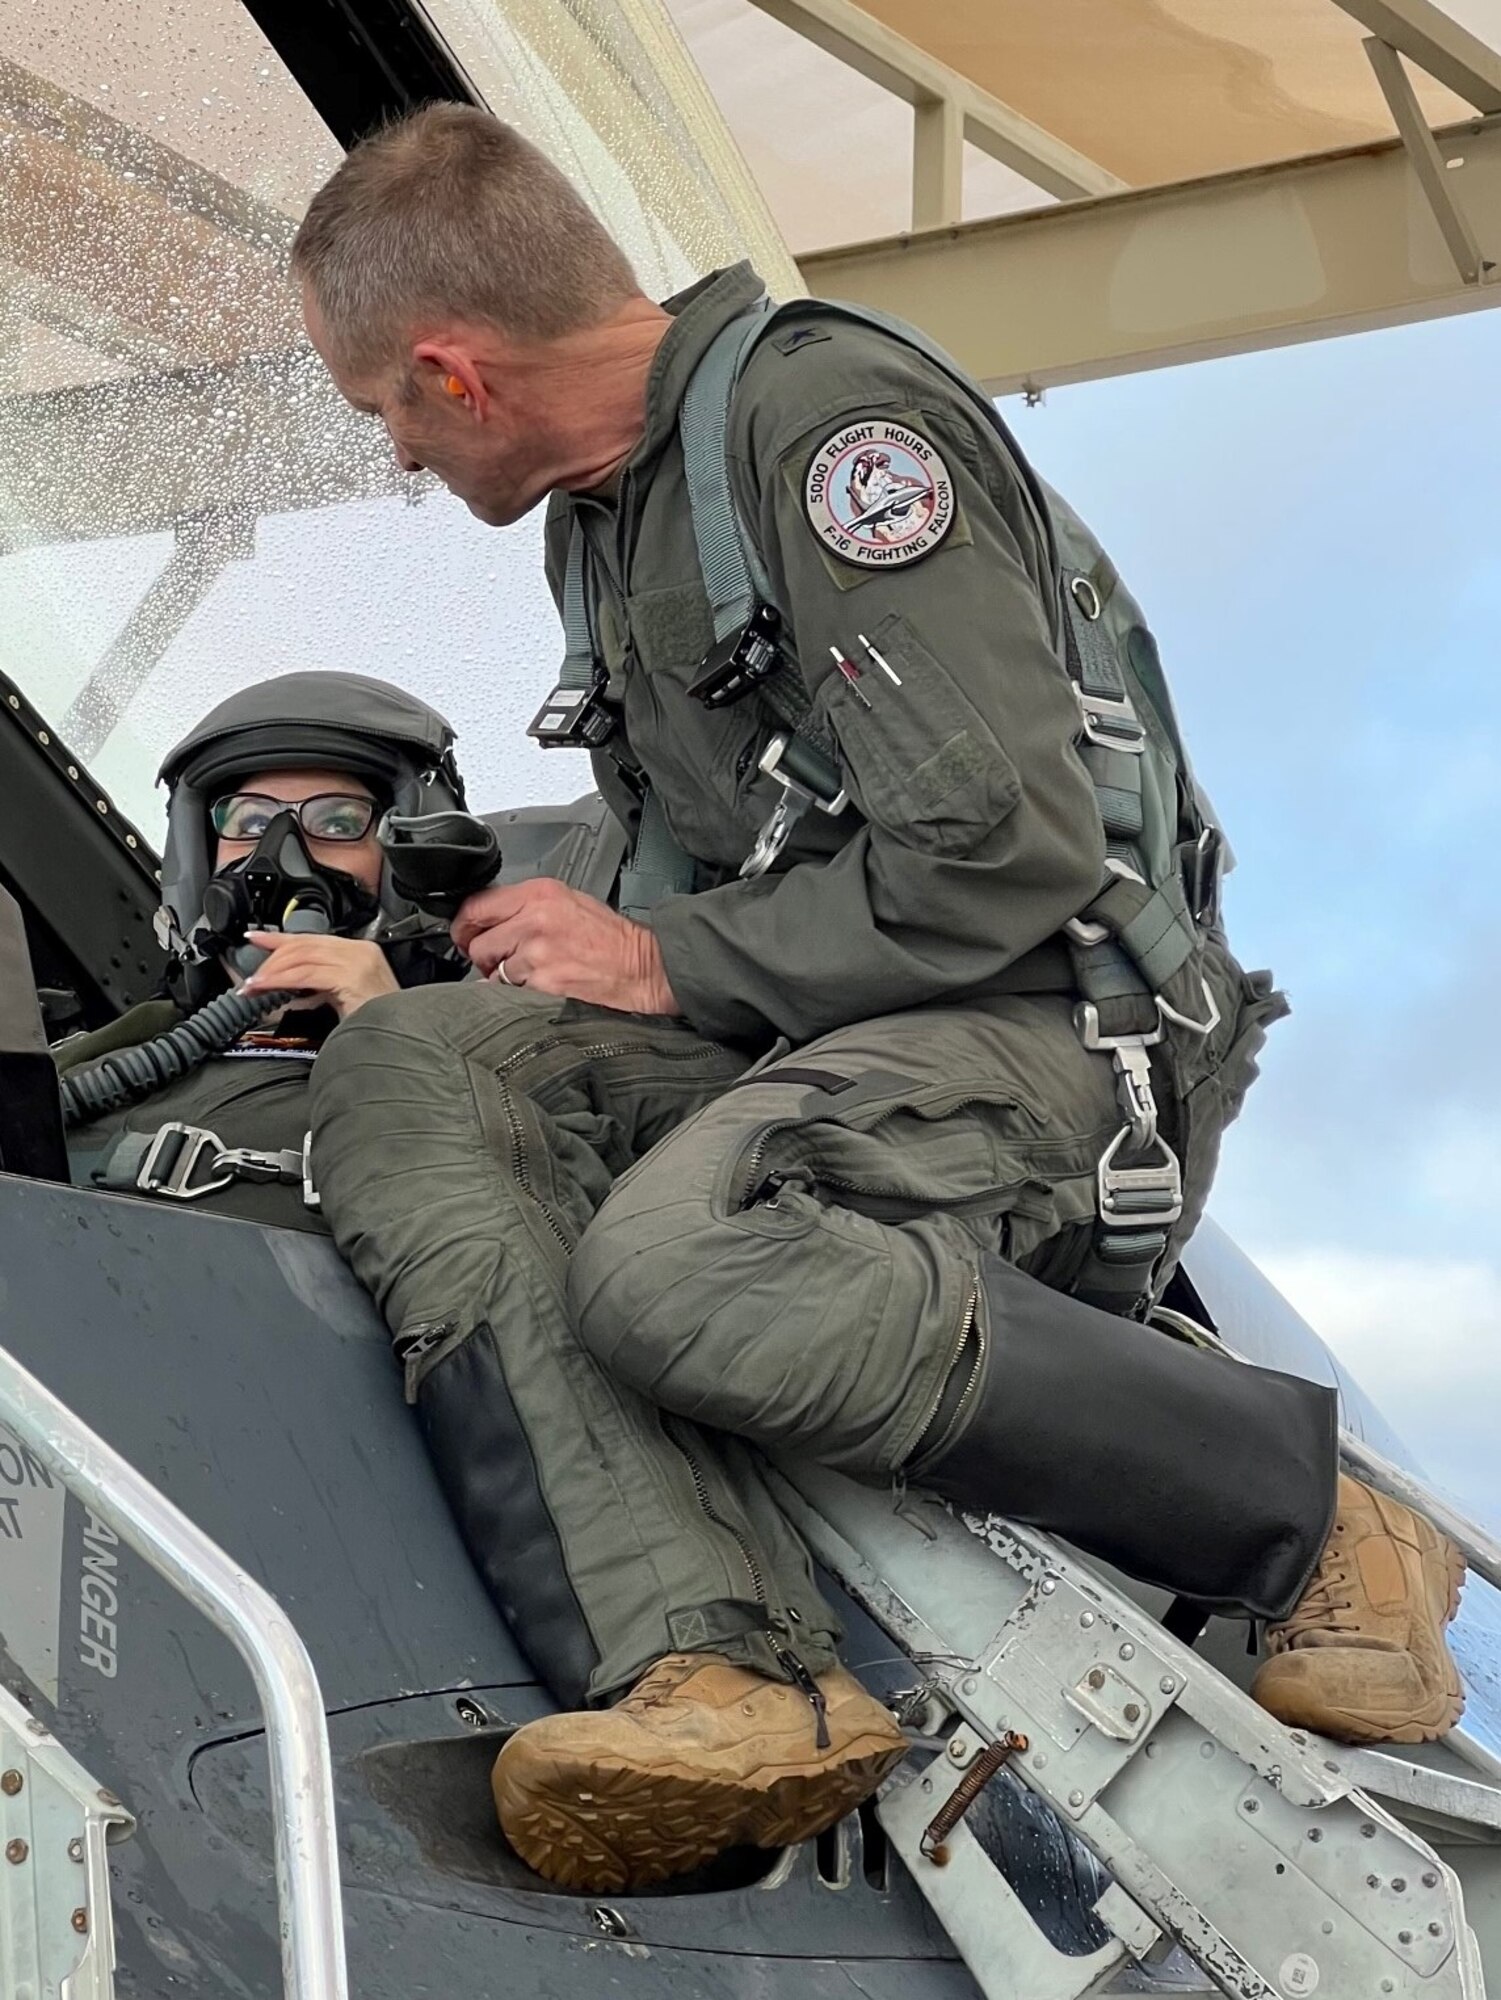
[{"xmin": 91, "ymin": 1121, "xmax": 320, "ymax": 1210}]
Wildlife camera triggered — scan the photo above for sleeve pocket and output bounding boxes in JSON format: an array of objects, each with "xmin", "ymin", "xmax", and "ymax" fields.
[{"xmin": 815, "ymin": 609, "xmax": 1021, "ymax": 855}]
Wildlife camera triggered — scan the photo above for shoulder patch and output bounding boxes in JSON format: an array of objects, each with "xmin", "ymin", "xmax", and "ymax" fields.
[{"xmin": 803, "ymin": 419, "xmax": 956, "ymax": 569}]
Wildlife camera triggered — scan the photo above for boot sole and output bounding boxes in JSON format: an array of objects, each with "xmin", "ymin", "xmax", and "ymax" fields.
[
  {"xmin": 495, "ymin": 1732, "xmax": 908, "ymax": 1893},
  {"xmin": 1258, "ymin": 1525, "xmax": 1467, "ymax": 1746}
]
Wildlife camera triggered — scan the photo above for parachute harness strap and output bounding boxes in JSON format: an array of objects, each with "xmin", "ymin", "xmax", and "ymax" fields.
[
  {"xmin": 92, "ymin": 1121, "xmax": 320, "ymax": 1210},
  {"xmin": 1058, "ymin": 575, "xmax": 1217, "ymax": 1316}
]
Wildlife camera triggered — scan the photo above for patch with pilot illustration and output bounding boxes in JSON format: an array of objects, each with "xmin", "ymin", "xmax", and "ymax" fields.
[{"xmin": 803, "ymin": 418, "xmax": 958, "ymax": 572}]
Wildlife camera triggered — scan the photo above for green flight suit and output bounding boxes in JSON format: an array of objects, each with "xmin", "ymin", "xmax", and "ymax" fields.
[
  {"xmin": 59, "ymin": 1002, "xmax": 330, "ymax": 1234},
  {"xmin": 309, "ymin": 264, "xmax": 1283, "ymax": 1708}
]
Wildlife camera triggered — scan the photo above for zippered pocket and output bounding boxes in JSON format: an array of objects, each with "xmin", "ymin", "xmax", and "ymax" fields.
[{"xmin": 726, "ymin": 1079, "xmax": 1051, "ymax": 1225}]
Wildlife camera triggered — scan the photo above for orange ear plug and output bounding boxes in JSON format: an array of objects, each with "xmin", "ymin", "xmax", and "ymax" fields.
[{"xmin": 444, "ymin": 374, "xmax": 467, "ymax": 398}]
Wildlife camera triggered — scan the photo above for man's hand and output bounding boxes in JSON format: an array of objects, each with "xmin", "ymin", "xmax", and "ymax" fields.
[
  {"xmin": 451, "ymin": 878, "xmax": 679, "ymax": 1015},
  {"xmin": 241, "ymin": 932, "xmax": 399, "ymax": 1020}
]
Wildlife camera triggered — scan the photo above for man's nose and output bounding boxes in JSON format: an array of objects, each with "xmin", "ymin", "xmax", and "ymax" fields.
[{"xmin": 393, "ymin": 441, "xmax": 425, "ymax": 476}]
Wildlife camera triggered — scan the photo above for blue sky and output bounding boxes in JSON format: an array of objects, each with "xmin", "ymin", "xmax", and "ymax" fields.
[{"xmin": 1008, "ymin": 309, "xmax": 1500, "ymax": 1524}]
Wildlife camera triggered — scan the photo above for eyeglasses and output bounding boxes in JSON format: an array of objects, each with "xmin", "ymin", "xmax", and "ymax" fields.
[{"xmin": 210, "ymin": 792, "xmax": 378, "ymax": 843}]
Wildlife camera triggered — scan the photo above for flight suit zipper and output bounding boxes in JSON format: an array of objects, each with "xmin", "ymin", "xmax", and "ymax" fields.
[
  {"xmin": 492, "ymin": 1035, "xmax": 726, "ymax": 1256},
  {"xmin": 908, "ymin": 1276, "xmax": 986, "ymax": 1468},
  {"xmin": 667, "ymin": 1424, "xmax": 830, "ymax": 1749},
  {"xmin": 736, "ymin": 1093, "xmax": 1039, "ymax": 1216}
]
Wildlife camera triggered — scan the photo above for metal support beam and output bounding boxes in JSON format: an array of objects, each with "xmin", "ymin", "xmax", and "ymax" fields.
[
  {"xmin": 797, "ymin": 118, "xmax": 1501, "ymax": 394},
  {"xmin": 912, "ymin": 93, "xmax": 964, "ymax": 230},
  {"xmin": 1366, "ymin": 37, "xmax": 1491, "ymax": 283},
  {"xmin": 743, "ymin": 0, "xmax": 1122, "ymax": 201},
  {"xmin": 1332, "ymin": 0, "xmax": 1501, "ymax": 114},
  {"xmin": 63, "ymin": 513, "xmax": 257, "ymax": 761}
]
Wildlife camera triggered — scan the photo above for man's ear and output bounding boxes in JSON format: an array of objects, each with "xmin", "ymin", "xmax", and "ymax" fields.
[{"xmin": 411, "ymin": 342, "xmax": 488, "ymax": 415}]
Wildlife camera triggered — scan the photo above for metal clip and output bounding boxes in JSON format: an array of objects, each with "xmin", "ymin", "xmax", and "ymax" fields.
[
  {"xmin": 301, "ymin": 1131, "xmax": 321, "ymax": 1212},
  {"xmin": 740, "ymin": 734, "xmax": 848, "ymax": 880},
  {"xmin": 136, "ymin": 1123, "xmax": 233, "ymax": 1201},
  {"xmin": 1156, "ymin": 976, "xmax": 1222, "ymax": 1040},
  {"xmin": 1096, "ymin": 1126, "xmax": 1183, "ymax": 1232},
  {"xmin": 1075, "ymin": 685, "xmax": 1146, "ymax": 754},
  {"xmin": 1074, "ymin": 1003, "xmax": 1164, "ymax": 1056},
  {"xmin": 1112, "ymin": 1042, "xmax": 1159, "ymax": 1152}
]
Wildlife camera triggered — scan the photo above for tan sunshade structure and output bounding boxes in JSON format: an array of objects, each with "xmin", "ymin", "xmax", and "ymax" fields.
[{"xmin": 666, "ymin": 0, "xmax": 1501, "ymax": 387}]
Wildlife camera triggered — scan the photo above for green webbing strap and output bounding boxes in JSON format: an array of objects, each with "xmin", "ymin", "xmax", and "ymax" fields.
[
  {"xmin": 618, "ymin": 787, "xmax": 697, "ymax": 919},
  {"xmin": 560, "ymin": 525, "xmax": 596, "ymax": 692},
  {"xmin": 678, "ymin": 300, "xmax": 841, "ymax": 778},
  {"xmin": 1086, "ymin": 873, "xmax": 1198, "ymax": 994},
  {"xmin": 680, "ymin": 304, "xmax": 775, "ymax": 646}
]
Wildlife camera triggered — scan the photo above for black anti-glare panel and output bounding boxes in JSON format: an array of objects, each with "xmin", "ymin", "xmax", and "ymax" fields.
[
  {"xmin": 0, "ymin": 667, "xmax": 163, "ymax": 1022},
  {"xmin": 238, "ymin": 0, "xmax": 477, "ymax": 149}
]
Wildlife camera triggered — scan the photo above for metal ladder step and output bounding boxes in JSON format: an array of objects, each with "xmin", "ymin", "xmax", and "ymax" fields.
[
  {"xmin": 774, "ymin": 1462, "xmax": 1491, "ymax": 2000},
  {"xmin": 0, "ymin": 1681, "xmax": 133, "ymax": 1999}
]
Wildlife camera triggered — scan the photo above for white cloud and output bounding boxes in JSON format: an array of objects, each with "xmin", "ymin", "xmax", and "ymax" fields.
[{"xmin": 1258, "ymin": 1247, "xmax": 1501, "ymax": 1530}]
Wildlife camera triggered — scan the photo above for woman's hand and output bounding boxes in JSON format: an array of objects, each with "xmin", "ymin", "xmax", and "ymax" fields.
[{"xmin": 240, "ymin": 932, "xmax": 399, "ymax": 1020}]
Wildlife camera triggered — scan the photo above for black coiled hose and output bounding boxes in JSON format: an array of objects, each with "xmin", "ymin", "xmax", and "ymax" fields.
[{"xmin": 60, "ymin": 986, "xmax": 297, "ymax": 1130}]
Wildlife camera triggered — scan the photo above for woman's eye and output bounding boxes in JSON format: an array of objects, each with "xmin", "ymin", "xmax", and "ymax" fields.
[
  {"xmin": 222, "ymin": 808, "xmax": 271, "ymax": 839},
  {"xmin": 315, "ymin": 809, "xmax": 367, "ymax": 839}
]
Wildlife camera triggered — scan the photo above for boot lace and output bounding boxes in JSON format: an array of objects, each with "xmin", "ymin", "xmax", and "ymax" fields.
[{"xmin": 1267, "ymin": 1558, "xmax": 1356, "ymax": 1654}]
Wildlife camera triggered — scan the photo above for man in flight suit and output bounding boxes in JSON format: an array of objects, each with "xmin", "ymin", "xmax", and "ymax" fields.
[{"xmin": 291, "ymin": 106, "xmax": 1465, "ymax": 1894}]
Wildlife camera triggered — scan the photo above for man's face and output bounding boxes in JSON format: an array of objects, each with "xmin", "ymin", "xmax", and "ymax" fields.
[
  {"xmin": 302, "ymin": 291, "xmax": 546, "ymax": 527},
  {"xmin": 212, "ymin": 767, "xmax": 383, "ymax": 895}
]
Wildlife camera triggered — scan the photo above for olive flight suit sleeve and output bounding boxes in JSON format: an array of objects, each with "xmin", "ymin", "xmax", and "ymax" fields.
[{"xmin": 641, "ymin": 336, "xmax": 1105, "ymax": 1047}]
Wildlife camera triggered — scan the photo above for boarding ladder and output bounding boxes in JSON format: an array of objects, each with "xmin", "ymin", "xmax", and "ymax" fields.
[
  {"xmin": 0, "ymin": 1339, "xmax": 349, "ymax": 2000},
  {"xmin": 4, "ymin": 1315, "xmax": 1501, "ymax": 2000},
  {"xmin": 777, "ymin": 1412, "xmax": 1501, "ymax": 2000}
]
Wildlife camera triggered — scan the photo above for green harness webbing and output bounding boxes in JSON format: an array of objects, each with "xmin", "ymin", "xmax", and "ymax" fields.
[{"xmin": 568, "ymin": 294, "xmax": 1218, "ymax": 1314}]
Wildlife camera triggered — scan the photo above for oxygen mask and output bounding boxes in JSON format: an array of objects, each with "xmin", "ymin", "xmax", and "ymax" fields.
[{"xmin": 197, "ymin": 810, "xmax": 380, "ymax": 977}]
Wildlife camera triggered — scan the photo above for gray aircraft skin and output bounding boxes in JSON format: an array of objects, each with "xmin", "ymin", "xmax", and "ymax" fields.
[{"xmin": 4, "ymin": 691, "xmax": 1500, "ymax": 1995}]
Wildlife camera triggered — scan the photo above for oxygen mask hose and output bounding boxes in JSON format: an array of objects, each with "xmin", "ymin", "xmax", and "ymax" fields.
[{"xmin": 58, "ymin": 902, "xmax": 329, "ymax": 1131}]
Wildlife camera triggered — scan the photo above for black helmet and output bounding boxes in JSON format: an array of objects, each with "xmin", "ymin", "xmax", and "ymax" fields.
[{"xmin": 157, "ymin": 671, "xmax": 466, "ymax": 1001}]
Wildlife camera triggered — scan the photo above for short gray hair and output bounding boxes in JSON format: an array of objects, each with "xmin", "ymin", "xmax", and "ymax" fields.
[{"xmin": 291, "ymin": 104, "xmax": 641, "ymax": 375}]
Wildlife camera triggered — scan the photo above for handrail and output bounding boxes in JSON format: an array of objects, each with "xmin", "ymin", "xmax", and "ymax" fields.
[{"xmin": 0, "ymin": 1339, "xmax": 348, "ymax": 2000}]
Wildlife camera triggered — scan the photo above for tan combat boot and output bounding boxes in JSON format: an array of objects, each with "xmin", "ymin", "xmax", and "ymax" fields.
[
  {"xmin": 1252, "ymin": 1475, "xmax": 1466, "ymax": 1744},
  {"xmin": 492, "ymin": 1652, "xmax": 909, "ymax": 1891}
]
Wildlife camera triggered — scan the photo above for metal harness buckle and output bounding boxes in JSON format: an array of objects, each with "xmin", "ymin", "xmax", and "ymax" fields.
[
  {"xmin": 1096, "ymin": 1124, "xmax": 1184, "ymax": 1233},
  {"xmin": 136, "ymin": 1123, "xmax": 234, "ymax": 1201},
  {"xmin": 1075, "ymin": 684, "xmax": 1146, "ymax": 754},
  {"xmin": 135, "ymin": 1123, "xmax": 311, "ymax": 1204},
  {"xmin": 1075, "ymin": 1011, "xmax": 1183, "ymax": 1235},
  {"xmin": 741, "ymin": 732, "xmax": 848, "ymax": 880}
]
